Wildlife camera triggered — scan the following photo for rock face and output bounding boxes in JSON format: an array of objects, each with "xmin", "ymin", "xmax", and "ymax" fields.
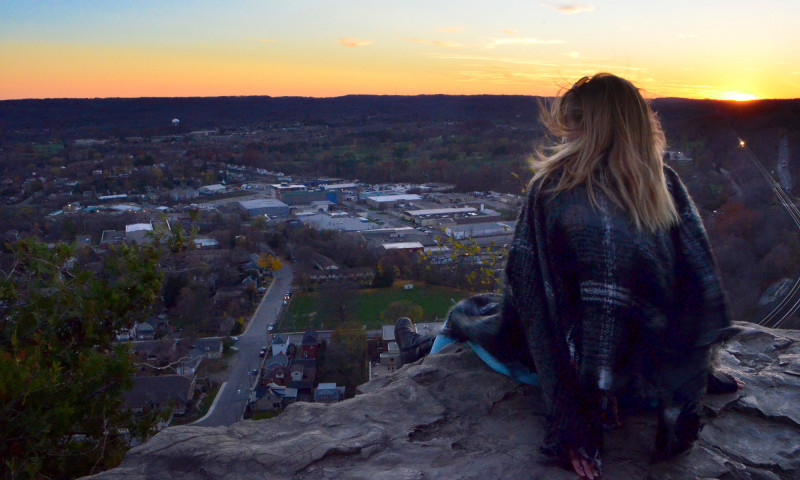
[{"xmin": 85, "ymin": 322, "xmax": 800, "ymax": 480}]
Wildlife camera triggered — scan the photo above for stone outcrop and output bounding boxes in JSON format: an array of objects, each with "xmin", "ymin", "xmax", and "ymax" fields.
[{"xmin": 85, "ymin": 322, "xmax": 800, "ymax": 480}]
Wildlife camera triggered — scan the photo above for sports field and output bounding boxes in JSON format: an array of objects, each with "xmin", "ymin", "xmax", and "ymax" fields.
[{"xmin": 280, "ymin": 282, "xmax": 476, "ymax": 331}]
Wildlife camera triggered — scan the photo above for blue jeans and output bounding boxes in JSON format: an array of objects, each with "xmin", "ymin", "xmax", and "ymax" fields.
[{"xmin": 431, "ymin": 320, "xmax": 539, "ymax": 386}]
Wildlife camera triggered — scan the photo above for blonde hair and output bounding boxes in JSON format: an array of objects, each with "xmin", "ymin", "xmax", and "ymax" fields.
[{"xmin": 532, "ymin": 73, "xmax": 679, "ymax": 232}]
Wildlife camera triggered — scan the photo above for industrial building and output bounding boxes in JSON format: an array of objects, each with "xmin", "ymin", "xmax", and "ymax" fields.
[
  {"xmin": 199, "ymin": 184, "xmax": 226, "ymax": 195},
  {"xmin": 238, "ymin": 199, "xmax": 290, "ymax": 218},
  {"xmin": 364, "ymin": 194, "xmax": 422, "ymax": 209},
  {"xmin": 444, "ymin": 221, "xmax": 516, "ymax": 239}
]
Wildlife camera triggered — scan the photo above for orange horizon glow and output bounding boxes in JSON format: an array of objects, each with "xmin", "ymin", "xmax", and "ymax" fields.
[
  {"xmin": 1, "ymin": 51, "xmax": 794, "ymax": 101},
  {"xmin": 1, "ymin": 64, "xmax": 793, "ymax": 102}
]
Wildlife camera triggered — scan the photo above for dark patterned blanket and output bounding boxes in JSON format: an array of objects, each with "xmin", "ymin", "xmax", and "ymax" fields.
[{"xmin": 443, "ymin": 166, "xmax": 736, "ymax": 463}]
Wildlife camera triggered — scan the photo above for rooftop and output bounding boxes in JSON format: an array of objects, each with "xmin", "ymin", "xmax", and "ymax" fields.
[
  {"xmin": 406, "ymin": 207, "xmax": 477, "ymax": 217},
  {"xmin": 364, "ymin": 194, "xmax": 423, "ymax": 203},
  {"xmin": 238, "ymin": 198, "xmax": 288, "ymax": 209},
  {"xmin": 382, "ymin": 242, "xmax": 424, "ymax": 250}
]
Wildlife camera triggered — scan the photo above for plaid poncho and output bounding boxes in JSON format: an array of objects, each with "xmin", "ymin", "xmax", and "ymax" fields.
[{"xmin": 444, "ymin": 166, "xmax": 735, "ymax": 461}]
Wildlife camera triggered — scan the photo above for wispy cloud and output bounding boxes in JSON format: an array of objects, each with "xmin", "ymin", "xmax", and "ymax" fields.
[
  {"xmin": 499, "ymin": 29, "xmax": 519, "ymax": 35},
  {"xmin": 646, "ymin": 81, "xmax": 722, "ymax": 98},
  {"xmin": 429, "ymin": 53, "xmax": 561, "ymax": 67},
  {"xmin": 257, "ymin": 38, "xmax": 276, "ymax": 43},
  {"xmin": 566, "ymin": 51, "xmax": 580, "ymax": 58},
  {"xmin": 484, "ymin": 37, "xmax": 565, "ymax": 48},
  {"xmin": 437, "ymin": 26, "xmax": 465, "ymax": 33},
  {"xmin": 433, "ymin": 53, "xmax": 650, "ymax": 75},
  {"xmin": 678, "ymin": 33, "xmax": 697, "ymax": 39},
  {"xmin": 454, "ymin": 68, "xmax": 553, "ymax": 85},
  {"xmin": 404, "ymin": 38, "xmax": 462, "ymax": 48},
  {"xmin": 338, "ymin": 38, "xmax": 372, "ymax": 48},
  {"xmin": 541, "ymin": 2, "xmax": 596, "ymax": 14}
]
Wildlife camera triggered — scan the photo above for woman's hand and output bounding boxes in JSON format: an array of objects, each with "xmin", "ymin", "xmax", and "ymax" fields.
[{"xmin": 568, "ymin": 448, "xmax": 600, "ymax": 479}]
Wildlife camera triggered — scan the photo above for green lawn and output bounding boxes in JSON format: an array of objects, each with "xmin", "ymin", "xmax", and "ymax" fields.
[{"xmin": 280, "ymin": 283, "xmax": 476, "ymax": 331}]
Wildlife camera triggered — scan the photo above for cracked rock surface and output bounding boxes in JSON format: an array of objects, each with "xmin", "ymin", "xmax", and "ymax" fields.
[{"xmin": 84, "ymin": 322, "xmax": 800, "ymax": 480}]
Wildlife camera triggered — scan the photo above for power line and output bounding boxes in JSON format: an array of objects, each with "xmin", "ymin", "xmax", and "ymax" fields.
[{"xmin": 733, "ymin": 136, "xmax": 800, "ymax": 328}]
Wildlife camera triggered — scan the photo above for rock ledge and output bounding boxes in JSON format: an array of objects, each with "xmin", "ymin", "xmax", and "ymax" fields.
[{"xmin": 86, "ymin": 322, "xmax": 800, "ymax": 480}]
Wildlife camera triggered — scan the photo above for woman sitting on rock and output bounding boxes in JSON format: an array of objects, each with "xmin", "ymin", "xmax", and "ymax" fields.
[{"xmin": 395, "ymin": 73, "xmax": 738, "ymax": 479}]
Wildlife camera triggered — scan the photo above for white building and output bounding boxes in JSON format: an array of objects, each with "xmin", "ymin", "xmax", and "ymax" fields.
[{"xmin": 199, "ymin": 184, "xmax": 226, "ymax": 195}]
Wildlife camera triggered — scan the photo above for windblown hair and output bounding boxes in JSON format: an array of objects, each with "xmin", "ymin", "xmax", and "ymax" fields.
[{"xmin": 532, "ymin": 73, "xmax": 679, "ymax": 232}]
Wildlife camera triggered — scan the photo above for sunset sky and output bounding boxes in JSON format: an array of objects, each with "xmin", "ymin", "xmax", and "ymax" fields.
[{"xmin": 1, "ymin": 0, "xmax": 798, "ymax": 100}]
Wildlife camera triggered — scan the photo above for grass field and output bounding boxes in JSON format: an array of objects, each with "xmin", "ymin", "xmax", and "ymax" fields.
[{"xmin": 280, "ymin": 282, "xmax": 476, "ymax": 331}]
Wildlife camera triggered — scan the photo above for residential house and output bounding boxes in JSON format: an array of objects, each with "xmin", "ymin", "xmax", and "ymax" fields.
[
  {"xmin": 287, "ymin": 357, "xmax": 317, "ymax": 400},
  {"xmin": 281, "ymin": 387, "xmax": 298, "ymax": 405},
  {"xmin": 264, "ymin": 353, "xmax": 290, "ymax": 370},
  {"xmin": 379, "ymin": 342, "xmax": 401, "ymax": 373},
  {"xmin": 176, "ymin": 355, "xmax": 202, "ymax": 377},
  {"xmin": 261, "ymin": 364, "xmax": 289, "ymax": 386},
  {"xmin": 301, "ymin": 330, "xmax": 319, "ymax": 359},
  {"xmin": 123, "ymin": 375, "xmax": 195, "ymax": 416},
  {"xmin": 130, "ymin": 340, "xmax": 167, "ymax": 365},
  {"xmin": 287, "ymin": 379, "xmax": 315, "ymax": 400},
  {"xmin": 133, "ymin": 322, "xmax": 155, "ymax": 340},
  {"xmin": 271, "ymin": 335, "xmax": 289, "ymax": 356},
  {"xmin": 251, "ymin": 385, "xmax": 284, "ymax": 411},
  {"xmin": 116, "ymin": 328, "xmax": 133, "ymax": 341},
  {"xmin": 193, "ymin": 338, "xmax": 223, "ymax": 359},
  {"xmin": 292, "ymin": 358, "xmax": 317, "ymax": 384},
  {"xmin": 314, "ymin": 383, "xmax": 346, "ymax": 403},
  {"xmin": 249, "ymin": 384, "xmax": 298, "ymax": 412},
  {"xmin": 289, "ymin": 364, "xmax": 304, "ymax": 383},
  {"xmin": 380, "ymin": 325, "xmax": 396, "ymax": 352}
]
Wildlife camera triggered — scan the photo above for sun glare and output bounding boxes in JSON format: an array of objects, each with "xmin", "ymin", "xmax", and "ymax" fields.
[{"xmin": 722, "ymin": 92, "xmax": 758, "ymax": 101}]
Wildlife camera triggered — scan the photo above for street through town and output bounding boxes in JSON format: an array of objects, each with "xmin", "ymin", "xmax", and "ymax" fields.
[{"xmin": 193, "ymin": 263, "xmax": 293, "ymax": 427}]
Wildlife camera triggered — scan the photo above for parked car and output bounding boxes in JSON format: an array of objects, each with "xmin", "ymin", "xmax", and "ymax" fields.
[{"xmin": 259, "ymin": 348, "xmax": 266, "ymax": 357}]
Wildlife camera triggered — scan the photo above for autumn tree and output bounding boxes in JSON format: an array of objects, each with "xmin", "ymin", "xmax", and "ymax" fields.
[
  {"xmin": 0, "ymin": 238, "xmax": 165, "ymax": 479},
  {"xmin": 419, "ymin": 235, "xmax": 507, "ymax": 292},
  {"xmin": 257, "ymin": 253, "xmax": 283, "ymax": 273},
  {"xmin": 318, "ymin": 322, "xmax": 367, "ymax": 397}
]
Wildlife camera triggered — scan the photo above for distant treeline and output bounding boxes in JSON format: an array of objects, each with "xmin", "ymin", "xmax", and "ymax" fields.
[
  {"xmin": 0, "ymin": 95, "xmax": 545, "ymax": 140},
  {"xmin": 2, "ymin": 94, "xmax": 799, "ymax": 154}
]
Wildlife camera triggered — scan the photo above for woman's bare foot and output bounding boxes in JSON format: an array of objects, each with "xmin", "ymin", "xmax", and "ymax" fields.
[{"xmin": 568, "ymin": 448, "xmax": 600, "ymax": 479}]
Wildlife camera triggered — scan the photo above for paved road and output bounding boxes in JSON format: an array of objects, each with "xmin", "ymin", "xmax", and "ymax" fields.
[
  {"xmin": 194, "ymin": 263, "xmax": 293, "ymax": 427},
  {"xmin": 777, "ymin": 134, "xmax": 793, "ymax": 192}
]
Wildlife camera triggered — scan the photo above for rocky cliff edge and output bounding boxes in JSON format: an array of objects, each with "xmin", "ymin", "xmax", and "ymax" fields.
[{"xmin": 85, "ymin": 322, "xmax": 800, "ymax": 480}]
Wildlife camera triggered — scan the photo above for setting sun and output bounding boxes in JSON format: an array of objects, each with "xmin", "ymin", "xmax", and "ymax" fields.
[{"xmin": 723, "ymin": 92, "xmax": 758, "ymax": 101}]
